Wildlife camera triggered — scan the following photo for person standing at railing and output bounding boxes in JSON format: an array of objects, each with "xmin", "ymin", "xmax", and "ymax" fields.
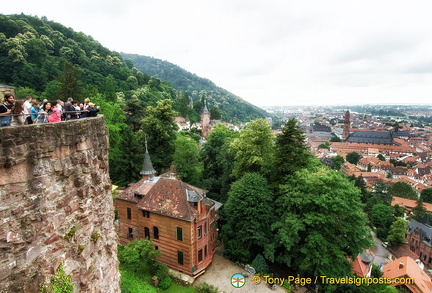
[
  {"xmin": 10, "ymin": 100, "xmax": 25, "ymax": 126},
  {"xmin": 63, "ymin": 97, "xmax": 75, "ymax": 120},
  {"xmin": 30, "ymin": 101, "xmax": 39, "ymax": 123},
  {"xmin": 37, "ymin": 102, "xmax": 51, "ymax": 124},
  {"xmin": 0, "ymin": 94, "xmax": 15, "ymax": 127},
  {"xmin": 48, "ymin": 101, "xmax": 61, "ymax": 123},
  {"xmin": 23, "ymin": 96, "xmax": 33, "ymax": 124},
  {"xmin": 71, "ymin": 101, "xmax": 80, "ymax": 119}
]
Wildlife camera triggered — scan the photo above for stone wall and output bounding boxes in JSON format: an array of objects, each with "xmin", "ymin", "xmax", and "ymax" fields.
[{"xmin": 0, "ymin": 116, "xmax": 120, "ymax": 293}]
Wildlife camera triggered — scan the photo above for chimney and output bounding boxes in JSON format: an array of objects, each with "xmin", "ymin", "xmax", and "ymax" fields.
[{"xmin": 399, "ymin": 262, "xmax": 404, "ymax": 269}]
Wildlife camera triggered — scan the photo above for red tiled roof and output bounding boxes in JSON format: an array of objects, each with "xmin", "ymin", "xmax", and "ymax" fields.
[
  {"xmin": 383, "ymin": 256, "xmax": 432, "ymax": 293},
  {"xmin": 391, "ymin": 196, "xmax": 432, "ymax": 213}
]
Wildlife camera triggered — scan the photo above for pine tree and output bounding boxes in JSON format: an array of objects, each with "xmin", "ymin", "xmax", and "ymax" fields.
[
  {"xmin": 272, "ymin": 118, "xmax": 310, "ymax": 186},
  {"xmin": 57, "ymin": 61, "xmax": 82, "ymax": 100}
]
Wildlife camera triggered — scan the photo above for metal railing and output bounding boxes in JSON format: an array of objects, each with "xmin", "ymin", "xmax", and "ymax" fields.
[{"xmin": 0, "ymin": 110, "xmax": 99, "ymax": 127}]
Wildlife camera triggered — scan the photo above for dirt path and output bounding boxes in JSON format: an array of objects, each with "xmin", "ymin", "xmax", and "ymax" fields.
[{"xmin": 194, "ymin": 252, "xmax": 287, "ymax": 293}]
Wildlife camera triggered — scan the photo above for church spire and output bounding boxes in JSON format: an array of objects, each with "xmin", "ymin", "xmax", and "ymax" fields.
[{"xmin": 140, "ymin": 136, "xmax": 156, "ymax": 180}]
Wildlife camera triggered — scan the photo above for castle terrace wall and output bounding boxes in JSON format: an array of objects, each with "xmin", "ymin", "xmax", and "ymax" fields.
[{"xmin": 0, "ymin": 116, "xmax": 120, "ymax": 293}]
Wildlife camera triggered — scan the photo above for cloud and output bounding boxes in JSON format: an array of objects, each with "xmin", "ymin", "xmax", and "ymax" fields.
[{"xmin": 3, "ymin": 0, "xmax": 432, "ymax": 106}]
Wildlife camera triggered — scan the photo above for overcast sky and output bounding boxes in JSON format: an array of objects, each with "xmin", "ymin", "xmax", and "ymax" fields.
[{"xmin": 4, "ymin": 0, "xmax": 432, "ymax": 106}]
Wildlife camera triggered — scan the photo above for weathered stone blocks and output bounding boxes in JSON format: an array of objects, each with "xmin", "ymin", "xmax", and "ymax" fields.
[{"xmin": 0, "ymin": 116, "xmax": 120, "ymax": 293}]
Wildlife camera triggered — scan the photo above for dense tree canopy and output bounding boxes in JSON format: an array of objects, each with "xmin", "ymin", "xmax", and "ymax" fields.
[
  {"xmin": 389, "ymin": 181, "xmax": 417, "ymax": 200},
  {"xmin": 230, "ymin": 119, "xmax": 275, "ymax": 180},
  {"xmin": 346, "ymin": 152, "xmax": 361, "ymax": 165},
  {"xmin": 200, "ymin": 124, "xmax": 238, "ymax": 202},
  {"xmin": 141, "ymin": 99, "xmax": 178, "ymax": 173},
  {"xmin": 172, "ymin": 134, "xmax": 202, "ymax": 186},
  {"xmin": 272, "ymin": 166, "xmax": 371, "ymax": 277},
  {"xmin": 222, "ymin": 173, "xmax": 275, "ymax": 262},
  {"xmin": 387, "ymin": 217, "xmax": 408, "ymax": 247},
  {"xmin": 273, "ymin": 118, "xmax": 310, "ymax": 186},
  {"xmin": 421, "ymin": 188, "xmax": 432, "ymax": 204}
]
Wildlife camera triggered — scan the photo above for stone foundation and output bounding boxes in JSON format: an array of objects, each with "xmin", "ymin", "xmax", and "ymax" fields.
[{"xmin": 0, "ymin": 116, "xmax": 120, "ymax": 293}]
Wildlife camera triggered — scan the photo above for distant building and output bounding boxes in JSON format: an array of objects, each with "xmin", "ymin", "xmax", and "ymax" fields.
[
  {"xmin": 0, "ymin": 84, "xmax": 15, "ymax": 100},
  {"xmin": 200, "ymin": 104, "xmax": 211, "ymax": 138},
  {"xmin": 312, "ymin": 124, "xmax": 331, "ymax": 132},
  {"xmin": 174, "ymin": 116, "xmax": 190, "ymax": 131},
  {"xmin": 342, "ymin": 110, "xmax": 397, "ymax": 145},
  {"xmin": 407, "ymin": 218, "xmax": 432, "ymax": 268},
  {"xmin": 343, "ymin": 110, "xmax": 350, "ymax": 141},
  {"xmin": 115, "ymin": 145, "xmax": 222, "ymax": 276},
  {"xmin": 382, "ymin": 256, "xmax": 432, "ymax": 293}
]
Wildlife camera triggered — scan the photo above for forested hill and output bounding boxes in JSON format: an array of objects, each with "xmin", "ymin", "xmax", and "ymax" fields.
[
  {"xmin": 0, "ymin": 14, "xmax": 266, "ymax": 122},
  {"xmin": 121, "ymin": 53, "xmax": 268, "ymax": 121}
]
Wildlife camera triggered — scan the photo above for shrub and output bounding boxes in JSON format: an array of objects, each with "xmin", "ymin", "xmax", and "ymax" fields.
[
  {"xmin": 196, "ymin": 282, "xmax": 218, "ymax": 293},
  {"xmin": 158, "ymin": 276, "xmax": 172, "ymax": 290},
  {"xmin": 251, "ymin": 254, "xmax": 268, "ymax": 274},
  {"xmin": 51, "ymin": 262, "xmax": 74, "ymax": 293},
  {"xmin": 155, "ymin": 263, "xmax": 170, "ymax": 280}
]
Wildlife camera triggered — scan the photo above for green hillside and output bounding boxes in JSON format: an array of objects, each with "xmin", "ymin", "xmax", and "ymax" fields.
[{"xmin": 121, "ymin": 53, "xmax": 267, "ymax": 122}]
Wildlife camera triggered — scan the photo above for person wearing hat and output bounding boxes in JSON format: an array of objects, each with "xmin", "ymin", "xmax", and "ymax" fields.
[{"xmin": 87, "ymin": 102, "xmax": 100, "ymax": 117}]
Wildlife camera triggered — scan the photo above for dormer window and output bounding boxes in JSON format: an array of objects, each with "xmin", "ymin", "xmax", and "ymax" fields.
[{"xmin": 134, "ymin": 193, "xmax": 142, "ymax": 199}]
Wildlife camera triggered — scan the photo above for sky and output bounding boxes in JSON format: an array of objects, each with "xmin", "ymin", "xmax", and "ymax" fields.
[{"xmin": 4, "ymin": 0, "xmax": 432, "ymax": 106}]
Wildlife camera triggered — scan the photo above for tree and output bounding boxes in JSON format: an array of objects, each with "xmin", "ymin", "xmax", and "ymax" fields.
[
  {"xmin": 272, "ymin": 167, "xmax": 371, "ymax": 278},
  {"xmin": 178, "ymin": 92, "xmax": 189, "ymax": 118},
  {"xmin": 346, "ymin": 152, "xmax": 361, "ymax": 165},
  {"xmin": 421, "ymin": 188, "xmax": 432, "ymax": 204},
  {"xmin": 377, "ymin": 154, "xmax": 386, "ymax": 161},
  {"xmin": 172, "ymin": 134, "xmax": 202, "ymax": 185},
  {"xmin": 230, "ymin": 119, "xmax": 275, "ymax": 180},
  {"xmin": 110, "ymin": 124, "xmax": 143, "ymax": 187},
  {"xmin": 318, "ymin": 141, "xmax": 330, "ymax": 150},
  {"xmin": 371, "ymin": 204, "xmax": 395, "ymax": 239},
  {"xmin": 273, "ymin": 118, "xmax": 310, "ymax": 186},
  {"xmin": 222, "ymin": 173, "xmax": 275, "ymax": 262},
  {"xmin": 251, "ymin": 254, "xmax": 268, "ymax": 274},
  {"xmin": 104, "ymin": 74, "xmax": 117, "ymax": 102},
  {"xmin": 331, "ymin": 155, "xmax": 345, "ymax": 170},
  {"xmin": 118, "ymin": 239, "xmax": 160, "ymax": 273},
  {"xmin": 411, "ymin": 198, "xmax": 427, "ymax": 222},
  {"xmin": 141, "ymin": 99, "xmax": 178, "ymax": 173},
  {"xmin": 57, "ymin": 61, "xmax": 82, "ymax": 100},
  {"xmin": 389, "ymin": 181, "xmax": 417, "ymax": 200},
  {"xmin": 200, "ymin": 124, "xmax": 238, "ymax": 202},
  {"xmin": 387, "ymin": 217, "xmax": 408, "ymax": 247}
]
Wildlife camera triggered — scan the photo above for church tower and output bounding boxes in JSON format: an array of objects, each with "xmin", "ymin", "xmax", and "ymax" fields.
[
  {"xmin": 200, "ymin": 103, "xmax": 211, "ymax": 138},
  {"xmin": 343, "ymin": 110, "xmax": 350, "ymax": 141},
  {"xmin": 140, "ymin": 138, "xmax": 156, "ymax": 181}
]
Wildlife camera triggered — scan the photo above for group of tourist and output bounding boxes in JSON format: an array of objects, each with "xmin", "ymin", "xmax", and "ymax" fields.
[{"xmin": 0, "ymin": 94, "xmax": 100, "ymax": 127}]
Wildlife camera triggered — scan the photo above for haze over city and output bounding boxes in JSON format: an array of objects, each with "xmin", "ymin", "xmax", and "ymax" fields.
[{"xmin": 4, "ymin": 0, "xmax": 432, "ymax": 106}]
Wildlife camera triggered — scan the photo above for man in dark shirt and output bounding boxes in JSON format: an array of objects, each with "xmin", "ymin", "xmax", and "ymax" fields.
[{"xmin": 0, "ymin": 94, "xmax": 15, "ymax": 127}]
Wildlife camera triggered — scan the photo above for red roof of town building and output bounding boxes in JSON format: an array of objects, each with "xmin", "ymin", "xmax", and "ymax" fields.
[{"xmin": 383, "ymin": 256, "xmax": 432, "ymax": 293}]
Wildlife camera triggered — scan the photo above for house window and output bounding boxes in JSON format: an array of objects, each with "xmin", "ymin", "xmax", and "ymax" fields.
[
  {"xmin": 178, "ymin": 251, "xmax": 184, "ymax": 265},
  {"xmin": 198, "ymin": 249, "xmax": 203, "ymax": 262},
  {"xmin": 155, "ymin": 246, "xmax": 159, "ymax": 251},
  {"xmin": 204, "ymin": 245, "xmax": 207, "ymax": 258},
  {"xmin": 153, "ymin": 226, "xmax": 159, "ymax": 239},
  {"xmin": 204, "ymin": 223, "xmax": 207, "ymax": 235},
  {"xmin": 177, "ymin": 227, "xmax": 183, "ymax": 241},
  {"xmin": 144, "ymin": 227, "xmax": 150, "ymax": 239},
  {"xmin": 128, "ymin": 227, "xmax": 133, "ymax": 239},
  {"xmin": 127, "ymin": 207, "xmax": 132, "ymax": 219},
  {"xmin": 142, "ymin": 210, "xmax": 150, "ymax": 218},
  {"xmin": 198, "ymin": 226, "xmax": 202, "ymax": 239},
  {"xmin": 429, "ymin": 257, "xmax": 432, "ymax": 264}
]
